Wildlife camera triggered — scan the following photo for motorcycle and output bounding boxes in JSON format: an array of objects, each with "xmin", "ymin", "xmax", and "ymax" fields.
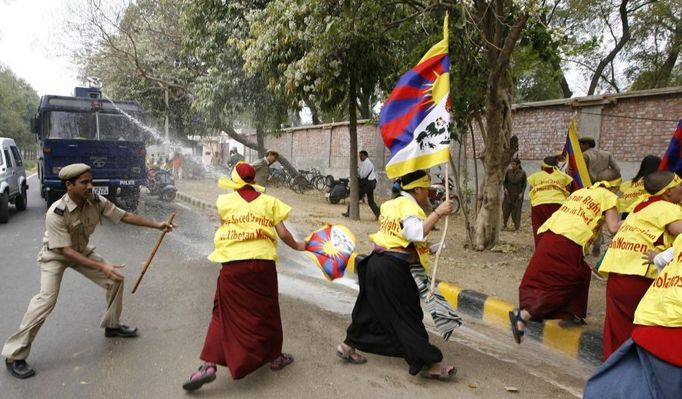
[
  {"xmin": 429, "ymin": 174, "xmax": 460, "ymax": 214},
  {"xmin": 391, "ymin": 174, "xmax": 460, "ymax": 214},
  {"xmin": 326, "ymin": 177, "xmax": 349, "ymax": 204},
  {"xmin": 147, "ymin": 167, "xmax": 177, "ymax": 202}
]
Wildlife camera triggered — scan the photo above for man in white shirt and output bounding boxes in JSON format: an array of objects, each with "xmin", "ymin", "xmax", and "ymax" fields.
[{"xmin": 343, "ymin": 150, "xmax": 380, "ymax": 219}]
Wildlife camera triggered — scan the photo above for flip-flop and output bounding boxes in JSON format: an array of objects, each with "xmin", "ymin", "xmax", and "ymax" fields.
[
  {"xmin": 336, "ymin": 344, "xmax": 367, "ymax": 364},
  {"xmin": 509, "ymin": 309, "xmax": 528, "ymax": 344},
  {"xmin": 182, "ymin": 363, "xmax": 217, "ymax": 392},
  {"xmin": 270, "ymin": 353, "xmax": 294, "ymax": 371},
  {"xmin": 420, "ymin": 365, "xmax": 457, "ymax": 380}
]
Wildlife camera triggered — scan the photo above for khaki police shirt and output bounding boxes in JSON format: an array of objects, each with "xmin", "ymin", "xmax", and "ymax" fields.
[{"xmin": 38, "ymin": 193, "xmax": 126, "ymax": 262}]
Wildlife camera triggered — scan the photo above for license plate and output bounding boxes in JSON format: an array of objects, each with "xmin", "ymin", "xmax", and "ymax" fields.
[{"xmin": 93, "ymin": 186, "xmax": 109, "ymax": 195}]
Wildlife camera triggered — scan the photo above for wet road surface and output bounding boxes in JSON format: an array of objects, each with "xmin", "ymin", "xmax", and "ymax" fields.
[{"xmin": 0, "ymin": 176, "xmax": 594, "ymax": 398}]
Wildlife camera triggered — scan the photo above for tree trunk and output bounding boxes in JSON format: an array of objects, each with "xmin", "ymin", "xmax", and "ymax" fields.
[
  {"xmin": 587, "ymin": 0, "xmax": 631, "ymax": 95},
  {"xmin": 348, "ymin": 69, "xmax": 360, "ymax": 220},
  {"xmin": 256, "ymin": 126, "xmax": 266, "ymax": 158},
  {"xmin": 473, "ymin": 74, "xmax": 514, "ymax": 250}
]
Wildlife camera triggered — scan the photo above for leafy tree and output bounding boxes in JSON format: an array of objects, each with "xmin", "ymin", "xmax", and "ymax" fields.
[
  {"xmin": 67, "ymin": 0, "xmax": 203, "ymax": 140},
  {"xmin": 0, "ymin": 66, "xmax": 39, "ymax": 148},
  {"xmin": 626, "ymin": 0, "xmax": 682, "ymax": 89},
  {"xmin": 244, "ymin": 0, "xmax": 405, "ymax": 219}
]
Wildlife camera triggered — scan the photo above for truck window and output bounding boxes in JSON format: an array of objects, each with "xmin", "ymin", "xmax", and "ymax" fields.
[
  {"xmin": 48, "ymin": 111, "xmax": 97, "ymax": 139},
  {"xmin": 3, "ymin": 150, "xmax": 13, "ymax": 168},
  {"xmin": 46, "ymin": 111, "xmax": 149, "ymax": 142},
  {"xmin": 98, "ymin": 113, "xmax": 149, "ymax": 142},
  {"xmin": 10, "ymin": 146, "xmax": 23, "ymax": 166}
]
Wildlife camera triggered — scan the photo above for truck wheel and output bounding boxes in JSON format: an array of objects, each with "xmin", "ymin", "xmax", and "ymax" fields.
[
  {"xmin": 119, "ymin": 187, "xmax": 140, "ymax": 212},
  {"xmin": 15, "ymin": 184, "xmax": 28, "ymax": 211},
  {"xmin": 0, "ymin": 191, "xmax": 9, "ymax": 223}
]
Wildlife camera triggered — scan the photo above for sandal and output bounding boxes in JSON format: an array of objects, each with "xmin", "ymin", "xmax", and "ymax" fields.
[
  {"xmin": 270, "ymin": 353, "xmax": 294, "ymax": 371},
  {"xmin": 182, "ymin": 363, "xmax": 217, "ymax": 392},
  {"xmin": 420, "ymin": 364, "xmax": 457, "ymax": 380},
  {"xmin": 336, "ymin": 344, "xmax": 367, "ymax": 364},
  {"xmin": 509, "ymin": 309, "xmax": 528, "ymax": 344}
]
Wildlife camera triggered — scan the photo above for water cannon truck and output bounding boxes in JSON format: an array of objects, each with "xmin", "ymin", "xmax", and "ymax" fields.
[{"xmin": 32, "ymin": 86, "xmax": 148, "ymax": 210}]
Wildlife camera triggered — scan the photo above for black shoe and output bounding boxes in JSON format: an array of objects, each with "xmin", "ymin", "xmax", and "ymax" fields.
[
  {"xmin": 5, "ymin": 359, "xmax": 35, "ymax": 379},
  {"xmin": 105, "ymin": 325, "xmax": 138, "ymax": 338},
  {"xmin": 341, "ymin": 213, "xmax": 349, "ymax": 217}
]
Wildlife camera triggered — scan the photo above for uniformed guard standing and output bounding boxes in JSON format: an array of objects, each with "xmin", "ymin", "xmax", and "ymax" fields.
[{"xmin": 2, "ymin": 163, "xmax": 175, "ymax": 379}]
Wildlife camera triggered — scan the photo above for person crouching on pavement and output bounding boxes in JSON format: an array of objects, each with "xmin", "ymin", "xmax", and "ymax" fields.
[
  {"xmin": 509, "ymin": 168, "xmax": 622, "ymax": 344},
  {"xmin": 3, "ymin": 163, "xmax": 175, "ymax": 379},
  {"xmin": 337, "ymin": 170, "xmax": 457, "ymax": 380},
  {"xmin": 182, "ymin": 161, "xmax": 306, "ymax": 392},
  {"xmin": 598, "ymin": 171, "xmax": 682, "ymax": 360}
]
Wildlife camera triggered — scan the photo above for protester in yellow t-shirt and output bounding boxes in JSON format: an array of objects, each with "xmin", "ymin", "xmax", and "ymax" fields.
[
  {"xmin": 599, "ymin": 171, "xmax": 682, "ymax": 360},
  {"xmin": 339, "ymin": 170, "xmax": 457, "ymax": 380},
  {"xmin": 183, "ymin": 162, "xmax": 306, "ymax": 392},
  {"xmin": 583, "ymin": 234, "xmax": 682, "ymax": 398},
  {"xmin": 527, "ymin": 156, "xmax": 573, "ymax": 246},
  {"xmin": 616, "ymin": 155, "xmax": 661, "ymax": 218},
  {"xmin": 509, "ymin": 169, "xmax": 621, "ymax": 344}
]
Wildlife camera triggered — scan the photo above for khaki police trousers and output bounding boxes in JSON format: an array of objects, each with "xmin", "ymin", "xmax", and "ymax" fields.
[{"xmin": 1, "ymin": 252, "xmax": 124, "ymax": 361}]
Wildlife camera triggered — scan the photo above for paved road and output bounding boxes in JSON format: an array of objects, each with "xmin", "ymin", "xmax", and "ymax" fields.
[{"xmin": 0, "ymin": 176, "xmax": 593, "ymax": 398}]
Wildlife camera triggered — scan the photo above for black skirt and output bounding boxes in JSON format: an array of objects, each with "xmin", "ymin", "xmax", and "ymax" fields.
[{"xmin": 344, "ymin": 252, "xmax": 443, "ymax": 375}]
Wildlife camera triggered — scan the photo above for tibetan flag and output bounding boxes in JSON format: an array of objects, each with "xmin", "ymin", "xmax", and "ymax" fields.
[
  {"xmin": 562, "ymin": 119, "xmax": 592, "ymax": 189},
  {"xmin": 379, "ymin": 16, "xmax": 451, "ymax": 179},
  {"xmin": 658, "ymin": 119, "xmax": 682, "ymax": 172},
  {"xmin": 304, "ymin": 224, "xmax": 357, "ymax": 281}
]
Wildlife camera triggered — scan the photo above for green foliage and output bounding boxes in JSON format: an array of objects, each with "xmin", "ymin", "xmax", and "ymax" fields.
[
  {"xmin": 180, "ymin": 0, "xmax": 290, "ymax": 133},
  {"xmin": 626, "ymin": 0, "xmax": 682, "ymax": 90},
  {"xmin": 0, "ymin": 66, "xmax": 38, "ymax": 148},
  {"xmin": 244, "ymin": 0, "xmax": 399, "ymax": 122},
  {"xmin": 73, "ymin": 0, "xmax": 207, "ymax": 139}
]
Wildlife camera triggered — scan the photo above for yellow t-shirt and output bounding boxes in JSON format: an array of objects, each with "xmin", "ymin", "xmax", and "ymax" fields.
[
  {"xmin": 208, "ymin": 192, "xmax": 291, "ymax": 263},
  {"xmin": 634, "ymin": 234, "xmax": 682, "ymax": 327},
  {"xmin": 600, "ymin": 201, "xmax": 682, "ymax": 278},
  {"xmin": 369, "ymin": 196, "xmax": 431, "ymax": 269},
  {"xmin": 538, "ymin": 186, "xmax": 618, "ymax": 254},
  {"xmin": 617, "ymin": 179, "xmax": 649, "ymax": 214},
  {"xmin": 527, "ymin": 170, "xmax": 573, "ymax": 206}
]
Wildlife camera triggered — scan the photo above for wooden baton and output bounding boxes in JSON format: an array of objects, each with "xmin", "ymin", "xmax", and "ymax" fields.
[{"xmin": 132, "ymin": 212, "xmax": 175, "ymax": 294}]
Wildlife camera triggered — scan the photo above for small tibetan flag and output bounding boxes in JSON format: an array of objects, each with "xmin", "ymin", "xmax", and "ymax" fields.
[
  {"xmin": 659, "ymin": 119, "xmax": 682, "ymax": 173},
  {"xmin": 562, "ymin": 119, "xmax": 592, "ymax": 189},
  {"xmin": 304, "ymin": 224, "xmax": 357, "ymax": 281}
]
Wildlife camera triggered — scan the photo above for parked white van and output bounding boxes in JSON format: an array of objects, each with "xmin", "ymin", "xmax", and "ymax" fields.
[{"xmin": 0, "ymin": 137, "xmax": 28, "ymax": 223}]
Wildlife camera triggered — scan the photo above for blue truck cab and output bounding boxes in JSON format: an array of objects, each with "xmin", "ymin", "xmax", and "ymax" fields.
[{"xmin": 33, "ymin": 87, "xmax": 148, "ymax": 210}]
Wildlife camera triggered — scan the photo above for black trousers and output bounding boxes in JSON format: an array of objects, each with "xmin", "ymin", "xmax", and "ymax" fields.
[
  {"xmin": 347, "ymin": 179, "xmax": 380, "ymax": 218},
  {"xmin": 345, "ymin": 253, "xmax": 443, "ymax": 375}
]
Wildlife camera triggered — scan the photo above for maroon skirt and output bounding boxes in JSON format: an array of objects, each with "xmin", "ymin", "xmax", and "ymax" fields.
[
  {"xmin": 200, "ymin": 259, "xmax": 283, "ymax": 379},
  {"xmin": 531, "ymin": 203, "xmax": 561, "ymax": 246},
  {"xmin": 519, "ymin": 231, "xmax": 591, "ymax": 321},
  {"xmin": 603, "ymin": 273, "xmax": 653, "ymax": 360}
]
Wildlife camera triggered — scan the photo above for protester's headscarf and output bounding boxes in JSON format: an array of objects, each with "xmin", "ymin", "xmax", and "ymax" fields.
[
  {"xmin": 218, "ymin": 161, "xmax": 265, "ymax": 191},
  {"xmin": 400, "ymin": 170, "xmax": 431, "ymax": 190}
]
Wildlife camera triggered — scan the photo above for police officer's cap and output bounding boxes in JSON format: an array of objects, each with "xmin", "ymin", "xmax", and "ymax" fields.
[{"xmin": 58, "ymin": 163, "xmax": 91, "ymax": 180}]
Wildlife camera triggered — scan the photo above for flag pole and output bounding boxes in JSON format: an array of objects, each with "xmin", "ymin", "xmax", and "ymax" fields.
[{"xmin": 429, "ymin": 164, "xmax": 450, "ymax": 298}]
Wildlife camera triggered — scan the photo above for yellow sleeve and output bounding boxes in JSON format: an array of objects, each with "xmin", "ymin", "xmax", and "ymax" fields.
[{"xmin": 272, "ymin": 198, "xmax": 292, "ymax": 225}]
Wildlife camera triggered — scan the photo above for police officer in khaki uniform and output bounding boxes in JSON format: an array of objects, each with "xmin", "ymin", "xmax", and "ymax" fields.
[{"xmin": 2, "ymin": 163, "xmax": 175, "ymax": 379}]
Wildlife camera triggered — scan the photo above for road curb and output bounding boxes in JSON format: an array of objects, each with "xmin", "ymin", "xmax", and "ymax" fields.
[
  {"xmin": 176, "ymin": 189, "xmax": 603, "ymax": 364},
  {"xmin": 438, "ymin": 282, "xmax": 602, "ymax": 364},
  {"xmin": 176, "ymin": 191, "xmax": 216, "ymax": 211}
]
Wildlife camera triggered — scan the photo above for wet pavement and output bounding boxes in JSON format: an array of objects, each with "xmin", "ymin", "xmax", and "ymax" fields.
[{"xmin": 0, "ymin": 176, "xmax": 593, "ymax": 398}]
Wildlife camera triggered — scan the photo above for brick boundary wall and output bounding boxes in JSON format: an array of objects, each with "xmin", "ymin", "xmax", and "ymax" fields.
[{"xmin": 245, "ymin": 86, "xmax": 682, "ymax": 191}]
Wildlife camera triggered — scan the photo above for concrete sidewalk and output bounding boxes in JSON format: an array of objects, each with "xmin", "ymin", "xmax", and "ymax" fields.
[{"xmin": 175, "ymin": 188, "xmax": 603, "ymax": 365}]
